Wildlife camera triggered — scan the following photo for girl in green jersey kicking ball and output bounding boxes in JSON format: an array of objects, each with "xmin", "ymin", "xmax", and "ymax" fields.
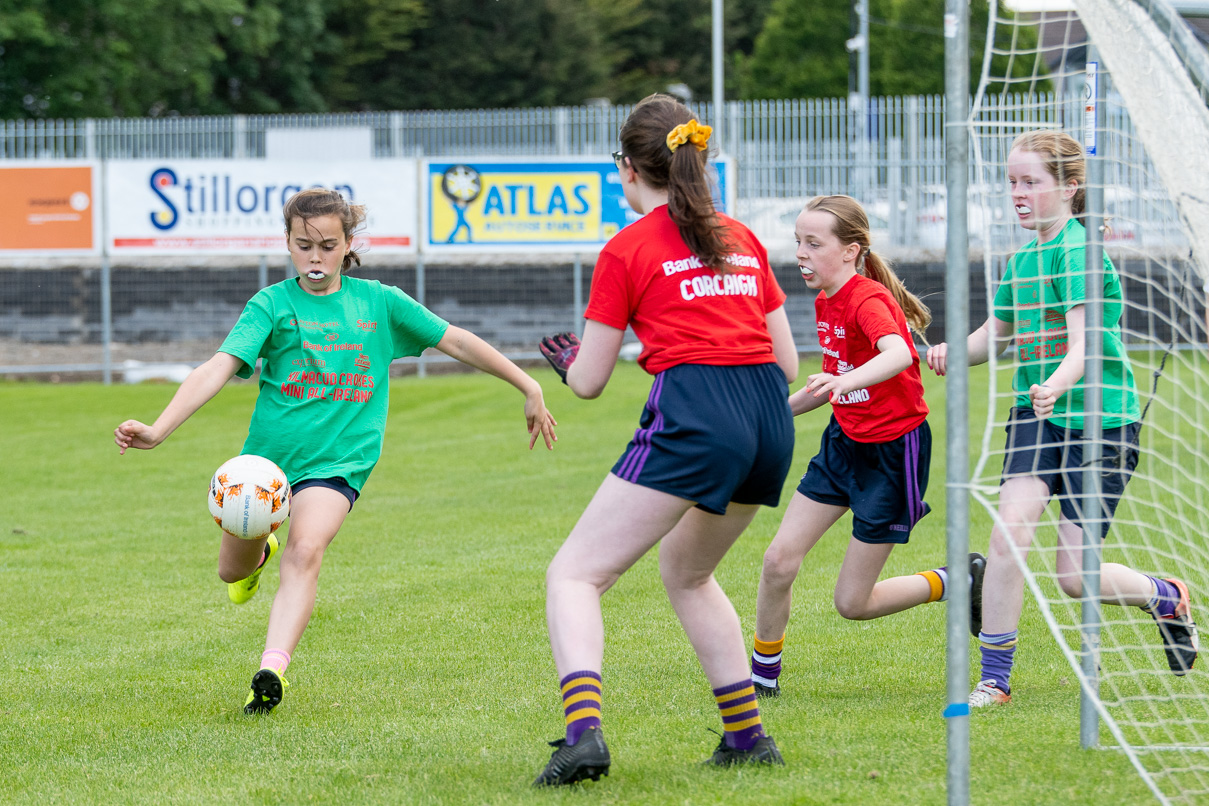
[
  {"xmin": 926, "ymin": 130, "xmax": 1197, "ymax": 707},
  {"xmin": 115, "ymin": 188, "xmax": 557, "ymax": 714}
]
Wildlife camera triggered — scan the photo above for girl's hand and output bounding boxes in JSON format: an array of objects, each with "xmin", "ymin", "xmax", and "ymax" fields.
[
  {"xmin": 114, "ymin": 420, "xmax": 161, "ymax": 455},
  {"xmin": 525, "ymin": 391, "xmax": 558, "ymax": 450},
  {"xmin": 1029, "ymin": 383, "xmax": 1058, "ymax": 418},
  {"xmin": 926, "ymin": 342, "xmax": 949, "ymax": 376},
  {"xmin": 806, "ymin": 371, "xmax": 850, "ymax": 400}
]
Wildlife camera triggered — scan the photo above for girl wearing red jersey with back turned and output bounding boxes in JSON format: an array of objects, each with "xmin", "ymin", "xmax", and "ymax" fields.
[
  {"xmin": 748, "ymin": 195, "xmax": 985, "ymax": 698},
  {"xmin": 532, "ymin": 94, "xmax": 799, "ymax": 786}
]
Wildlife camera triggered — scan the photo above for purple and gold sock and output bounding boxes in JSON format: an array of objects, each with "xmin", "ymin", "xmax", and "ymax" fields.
[
  {"xmin": 714, "ymin": 680, "xmax": 765, "ymax": 750},
  {"xmin": 560, "ymin": 670, "xmax": 602, "ymax": 746},
  {"xmin": 978, "ymin": 630, "xmax": 1018, "ymax": 693},
  {"xmin": 918, "ymin": 568, "xmax": 950, "ymax": 603},
  {"xmin": 1144, "ymin": 576, "xmax": 1181, "ymax": 618},
  {"xmin": 751, "ymin": 634, "xmax": 784, "ymax": 687}
]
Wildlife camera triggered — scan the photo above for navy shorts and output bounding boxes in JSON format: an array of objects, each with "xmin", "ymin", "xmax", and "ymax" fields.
[
  {"xmin": 611, "ymin": 363, "xmax": 795, "ymax": 515},
  {"xmin": 797, "ymin": 416, "xmax": 932, "ymax": 544},
  {"xmin": 292, "ymin": 476, "xmax": 359, "ymax": 512},
  {"xmin": 1000, "ymin": 407, "xmax": 1140, "ymax": 538}
]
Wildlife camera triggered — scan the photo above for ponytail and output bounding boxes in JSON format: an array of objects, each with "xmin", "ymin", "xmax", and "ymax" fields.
[
  {"xmin": 666, "ymin": 142, "xmax": 734, "ymax": 271},
  {"xmin": 862, "ymin": 251, "xmax": 932, "ymax": 341},
  {"xmin": 620, "ymin": 94, "xmax": 734, "ymax": 272}
]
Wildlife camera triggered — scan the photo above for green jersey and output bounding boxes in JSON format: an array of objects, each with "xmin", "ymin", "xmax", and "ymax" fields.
[
  {"xmin": 219, "ymin": 276, "xmax": 449, "ymax": 492},
  {"xmin": 992, "ymin": 218, "xmax": 1140, "ymax": 429}
]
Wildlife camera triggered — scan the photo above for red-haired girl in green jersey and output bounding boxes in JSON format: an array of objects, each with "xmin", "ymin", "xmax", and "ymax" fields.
[{"xmin": 927, "ymin": 130, "xmax": 1197, "ymax": 707}]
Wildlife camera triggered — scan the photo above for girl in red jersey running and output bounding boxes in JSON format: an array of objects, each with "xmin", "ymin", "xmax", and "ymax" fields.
[
  {"xmin": 533, "ymin": 94, "xmax": 800, "ymax": 785},
  {"xmin": 749, "ymin": 195, "xmax": 984, "ymax": 698}
]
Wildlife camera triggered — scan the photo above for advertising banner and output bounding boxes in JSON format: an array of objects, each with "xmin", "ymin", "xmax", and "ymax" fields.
[
  {"xmin": 105, "ymin": 159, "xmax": 418, "ymax": 255},
  {"xmin": 0, "ymin": 162, "xmax": 100, "ymax": 255},
  {"xmin": 422, "ymin": 157, "xmax": 734, "ymax": 254}
]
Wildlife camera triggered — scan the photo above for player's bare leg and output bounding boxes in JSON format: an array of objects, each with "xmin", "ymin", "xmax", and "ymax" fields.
[
  {"xmin": 537, "ymin": 474, "xmax": 693, "ymax": 784},
  {"xmin": 1055, "ymin": 517, "xmax": 1198, "ymax": 674},
  {"xmin": 659, "ymin": 501, "xmax": 782, "ymax": 767},
  {"xmin": 658, "ymin": 503, "xmax": 761, "ymax": 686},
  {"xmin": 982, "ymin": 476, "xmax": 1050, "ymax": 635},
  {"xmin": 264, "ymin": 486, "xmax": 349, "ymax": 654},
  {"xmin": 218, "ymin": 532, "xmax": 270, "ymax": 582},
  {"xmin": 243, "ymin": 486, "xmax": 348, "ymax": 714},
  {"xmin": 755, "ymin": 492, "xmax": 847, "ymax": 640},
  {"xmin": 831, "ymin": 538, "xmax": 902, "ymax": 620},
  {"xmin": 545, "ymin": 473, "xmax": 692, "ymax": 677},
  {"xmin": 1054, "ymin": 518, "xmax": 1153, "ymax": 605},
  {"xmin": 972, "ymin": 475, "xmax": 1049, "ymax": 706}
]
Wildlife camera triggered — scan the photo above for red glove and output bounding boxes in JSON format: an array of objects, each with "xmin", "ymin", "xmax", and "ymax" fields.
[{"xmin": 539, "ymin": 332, "xmax": 581, "ymax": 384}]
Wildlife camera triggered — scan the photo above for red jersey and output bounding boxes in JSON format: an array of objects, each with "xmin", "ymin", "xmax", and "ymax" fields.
[
  {"xmin": 584, "ymin": 206, "xmax": 787, "ymax": 374},
  {"xmin": 815, "ymin": 274, "xmax": 928, "ymax": 442}
]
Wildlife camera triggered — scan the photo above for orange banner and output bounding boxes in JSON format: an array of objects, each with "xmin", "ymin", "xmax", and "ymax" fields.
[{"xmin": 0, "ymin": 165, "xmax": 96, "ymax": 251}]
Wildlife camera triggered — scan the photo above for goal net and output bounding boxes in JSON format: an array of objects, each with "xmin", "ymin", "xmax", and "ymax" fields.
[{"xmin": 967, "ymin": 1, "xmax": 1209, "ymax": 803}]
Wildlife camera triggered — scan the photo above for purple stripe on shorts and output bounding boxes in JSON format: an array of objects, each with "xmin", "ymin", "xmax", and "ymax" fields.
[
  {"xmin": 617, "ymin": 373, "xmax": 665, "ymax": 482},
  {"xmin": 904, "ymin": 428, "xmax": 922, "ymax": 527}
]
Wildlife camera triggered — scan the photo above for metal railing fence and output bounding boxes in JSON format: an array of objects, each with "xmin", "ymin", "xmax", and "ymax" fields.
[
  {"xmin": 1, "ymin": 91, "xmax": 1191, "ymax": 379},
  {"xmin": 1, "ymin": 93, "xmax": 1176, "ymax": 251}
]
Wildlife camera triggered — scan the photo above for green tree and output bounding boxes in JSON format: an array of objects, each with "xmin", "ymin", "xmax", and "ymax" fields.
[
  {"xmin": 0, "ymin": 0, "xmax": 331, "ymax": 119},
  {"xmin": 319, "ymin": 0, "xmax": 427, "ymax": 110},
  {"xmin": 742, "ymin": 0, "xmax": 1045, "ymax": 100},
  {"xmin": 591, "ymin": 0, "xmax": 774, "ymax": 104},
  {"xmin": 347, "ymin": 0, "xmax": 611, "ymax": 110},
  {"xmin": 740, "ymin": 0, "xmax": 874, "ymax": 99},
  {"xmin": 212, "ymin": 0, "xmax": 336, "ymax": 114},
  {"xmin": 874, "ymin": 0, "xmax": 1045, "ymax": 95}
]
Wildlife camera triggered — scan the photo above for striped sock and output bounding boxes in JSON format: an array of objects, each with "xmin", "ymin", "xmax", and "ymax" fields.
[
  {"xmin": 917, "ymin": 568, "xmax": 949, "ymax": 603},
  {"xmin": 560, "ymin": 670, "xmax": 602, "ymax": 746},
  {"xmin": 978, "ymin": 630, "xmax": 1018, "ymax": 694},
  {"xmin": 1143, "ymin": 576, "xmax": 1180, "ymax": 618},
  {"xmin": 714, "ymin": 680, "xmax": 765, "ymax": 750},
  {"xmin": 751, "ymin": 634, "xmax": 784, "ymax": 687},
  {"xmin": 260, "ymin": 648, "xmax": 291, "ymax": 675}
]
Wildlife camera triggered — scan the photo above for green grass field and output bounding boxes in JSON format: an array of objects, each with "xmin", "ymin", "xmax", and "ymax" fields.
[{"xmin": 0, "ymin": 363, "xmax": 1158, "ymax": 804}]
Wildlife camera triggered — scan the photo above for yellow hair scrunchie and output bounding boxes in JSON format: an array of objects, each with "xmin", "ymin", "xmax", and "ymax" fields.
[{"xmin": 666, "ymin": 120, "xmax": 712, "ymax": 153}]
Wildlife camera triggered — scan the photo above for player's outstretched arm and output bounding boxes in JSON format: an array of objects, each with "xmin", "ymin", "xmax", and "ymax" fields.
[
  {"xmin": 435, "ymin": 325, "xmax": 557, "ymax": 450},
  {"xmin": 788, "ymin": 384, "xmax": 831, "ymax": 417},
  {"xmin": 926, "ymin": 317, "xmax": 1014, "ymax": 375},
  {"xmin": 114, "ymin": 352, "xmax": 243, "ymax": 454}
]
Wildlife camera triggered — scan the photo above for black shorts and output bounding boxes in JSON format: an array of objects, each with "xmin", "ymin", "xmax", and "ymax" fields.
[
  {"xmin": 796, "ymin": 416, "xmax": 932, "ymax": 545},
  {"xmin": 1000, "ymin": 407, "xmax": 1140, "ymax": 538},
  {"xmin": 611, "ymin": 363, "xmax": 795, "ymax": 515},
  {"xmin": 292, "ymin": 476, "xmax": 359, "ymax": 512}
]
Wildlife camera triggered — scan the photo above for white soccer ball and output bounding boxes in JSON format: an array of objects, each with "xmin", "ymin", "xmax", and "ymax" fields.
[{"xmin": 207, "ymin": 454, "xmax": 291, "ymax": 540}]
